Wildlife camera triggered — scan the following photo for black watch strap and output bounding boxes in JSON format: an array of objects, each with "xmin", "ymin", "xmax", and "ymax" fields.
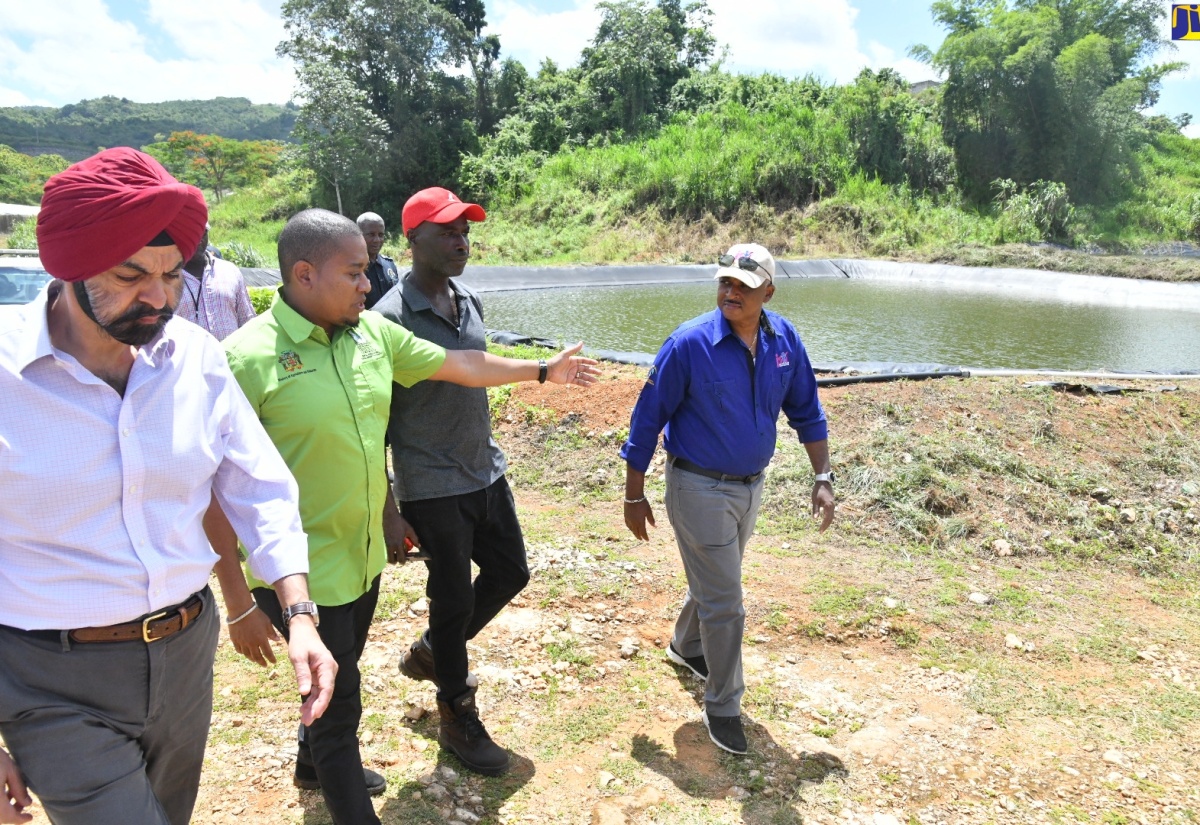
[{"xmin": 537, "ymin": 359, "xmax": 548, "ymax": 384}]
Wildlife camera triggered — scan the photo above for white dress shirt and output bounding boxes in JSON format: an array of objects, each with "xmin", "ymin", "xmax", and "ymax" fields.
[
  {"xmin": 176, "ymin": 253, "xmax": 256, "ymax": 342},
  {"xmin": 0, "ymin": 283, "xmax": 308, "ymax": 630}
]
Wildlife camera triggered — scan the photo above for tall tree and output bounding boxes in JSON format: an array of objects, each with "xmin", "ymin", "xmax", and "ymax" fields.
[
  {"xmin": 291, "ymin": 63, "xmax": 390, "ymax": 215},
  {"xmin": 579, "ymin": 0, "xmax": 715, "ymax": 135},
  {"xmin": 913, "ymin": 0, "xmax": 1182, "ymax": 203},
  {"xmin": 279, "ymin": 0, "xmax": 484, "ymax": 217}
]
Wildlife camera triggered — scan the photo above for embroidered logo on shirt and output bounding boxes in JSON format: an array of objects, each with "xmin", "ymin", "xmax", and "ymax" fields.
[
  {"xmin": 278, "ymin": 350, "xmax": 304, "ymax": 372},
  {"xmin": 646, "ymin": 365, "xmax": 657, "ymax": 386},
  {"xmin": 348, "ymin": 328, "xmax": 384, "ymax": 361},
  {"xmin": 776, "ymin": 352, "xmax": 790, "ymax": 368}
]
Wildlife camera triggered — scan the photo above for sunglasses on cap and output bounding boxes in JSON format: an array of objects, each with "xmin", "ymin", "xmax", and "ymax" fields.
[{"xmin": 718, "ymin": 253, "xmax": 768, "ymax": 275}]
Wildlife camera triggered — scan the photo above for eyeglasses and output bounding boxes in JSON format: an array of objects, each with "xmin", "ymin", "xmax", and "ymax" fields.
[{"xmin": 718, "ymin": 253, "xmax": 768, "ymax": 276}]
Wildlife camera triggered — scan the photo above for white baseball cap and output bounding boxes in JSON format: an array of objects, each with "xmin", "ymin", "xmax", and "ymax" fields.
[{"xmin": 714, "ymin": 243, "xmax": 775, "ymax": 288}]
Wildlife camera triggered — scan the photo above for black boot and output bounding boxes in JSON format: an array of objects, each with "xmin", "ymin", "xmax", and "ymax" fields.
[{"xmin": 436, "ymin": 688, "xmax": 510, "ymax": 776}]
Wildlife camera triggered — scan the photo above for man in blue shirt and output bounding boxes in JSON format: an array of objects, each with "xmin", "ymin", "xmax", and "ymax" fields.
[
  {"xmin": 620, "ymin": 242, "xmax": 835, "ymax": 755},
  {"xmin": 356, "ymin": 212, "xmax": 400, "ymax": 309}
]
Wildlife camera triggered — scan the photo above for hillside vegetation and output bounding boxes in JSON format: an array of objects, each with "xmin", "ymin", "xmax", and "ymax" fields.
[{"xmin": 0, "ymin": 96, "xmax": 296, "ymax": 162}]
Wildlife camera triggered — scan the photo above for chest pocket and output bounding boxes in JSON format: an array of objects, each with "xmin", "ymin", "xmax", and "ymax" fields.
[
  {"xmin": 703, "ymin": 379, "xmax": 736, "ymax": 423},
  {"xmin": 769, "ymin": 368, "xmax": 793, "ymax": 411}
]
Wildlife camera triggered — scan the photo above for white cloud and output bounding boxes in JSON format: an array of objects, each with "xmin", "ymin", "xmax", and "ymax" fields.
[
  {"xmin": 488, "ymin": 0, "xmax": 939, "ymax": 84},
  {"xmin": 1184, "ymin": 122, "xmax": 1200, "ymax": 139},
  {"xmin": 0, "ymin": 0, "xmax": 294, "ymax": 106},
  {"xmin": 487, "ymin": 0, "xmax": 601, "ymax": 70}
]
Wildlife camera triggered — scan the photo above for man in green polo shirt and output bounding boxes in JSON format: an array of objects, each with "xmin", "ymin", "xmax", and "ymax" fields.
[{"xmin": 217, "ymin": 208, "xmax": 598, "ymax": 825}]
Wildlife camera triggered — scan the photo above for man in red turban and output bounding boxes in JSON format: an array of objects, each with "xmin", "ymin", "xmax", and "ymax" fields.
[{"xmin": 0, "ymin": 147, "xmax": 336, "ymax": 825}]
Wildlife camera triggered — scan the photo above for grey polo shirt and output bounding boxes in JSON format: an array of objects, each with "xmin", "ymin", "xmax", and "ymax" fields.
[{"xmin": 376, "ymin": 272, "xmax": 507, "ymax": 502}]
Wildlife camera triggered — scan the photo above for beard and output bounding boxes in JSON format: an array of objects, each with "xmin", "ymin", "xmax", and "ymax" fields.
[{"xmin": 73, "ymin": 280, "xmax": 174, "ymax": 347}]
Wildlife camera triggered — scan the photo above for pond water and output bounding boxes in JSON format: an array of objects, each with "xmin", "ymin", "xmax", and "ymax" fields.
[{"xmin": 476, "ymin": 278, "xmax": 1200, "ymax": 373}]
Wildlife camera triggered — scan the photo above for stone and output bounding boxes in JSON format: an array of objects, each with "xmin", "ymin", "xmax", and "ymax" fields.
[
  {"xmin": 1103, "ymin": 749, "xmax": 1130, "ymax": 767},
  {"xmin": 968, "ymin": 592, "xmax": 992, "ymax": 605},
  {"xmin": 591, "ymin": 802, "xmax": 626, "ymax": 825},
  {"xmin": 598, "ymin": 770, "xmax": 616, "ymax": 788},
  {"xmin": 992, "ymin": 539, "xmax": 1013, "ymax": 557},
  {"xmin": 405, "ymin": 705, "xmax": 427, "ymax": 721},
  {"xmin": 871, "ymin": 814, "xmax": 902, "ymax": 825},
  {"xmin": 882, "ymin": 597, "xmax": 900, "ymax": 610},
  {"xmin": 411, "ymin": 598, "xmax": 428, "ymax": 614}
]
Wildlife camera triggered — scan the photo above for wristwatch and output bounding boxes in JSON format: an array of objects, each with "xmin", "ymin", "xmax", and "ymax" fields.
[
  {"xmin": 814, "ymin": 472, "xmax": 835, "ymax": 485},
  {"xmin": 281, "ymin": 600, "xmax": 320, "ymax": 627}
]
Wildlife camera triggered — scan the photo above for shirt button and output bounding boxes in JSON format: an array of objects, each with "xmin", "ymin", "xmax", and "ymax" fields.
[
  {"xmin": 129, "ymin": 484, "xmax": 138, "ymax": 493},
  {"xmin": 122, "ymin": 428, "xmax": 131, "ymax": 437}
]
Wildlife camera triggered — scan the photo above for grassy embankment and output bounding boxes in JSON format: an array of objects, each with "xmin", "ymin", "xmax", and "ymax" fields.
[
  {"xmin": 199, "ymin": 103, "xmax": 1200, "ymax": 282},
  {"xmin": 7, "ymin": 115, "xmax": 1198, "ymax": 284}
]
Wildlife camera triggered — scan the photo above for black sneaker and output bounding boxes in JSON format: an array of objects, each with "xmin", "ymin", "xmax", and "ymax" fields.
[
  {"xmin": 293, "ymin": 763, "xmax": 387, "ymax": 796},
  {"xmin": 702, "ymin": 710, "xmax": 747, "ymax": 755},
  {"xmin": 666, "ymin": 642, "xmax": 709, "ymax": 680}
]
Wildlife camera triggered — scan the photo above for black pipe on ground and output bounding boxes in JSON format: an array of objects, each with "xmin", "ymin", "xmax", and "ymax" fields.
[{"xmin": 815, "ymin": 370, "xmax": 970, "ymax": 387}]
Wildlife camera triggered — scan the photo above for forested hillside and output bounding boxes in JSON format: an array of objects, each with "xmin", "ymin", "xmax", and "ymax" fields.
[{"xmin": 0, "ymin": 96, "xmax": 296, "ymax": 161}]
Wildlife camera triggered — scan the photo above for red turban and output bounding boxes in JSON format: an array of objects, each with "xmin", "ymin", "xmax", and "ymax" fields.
[{"xmin": 36, "ymin": 147, "xmax": 208, "ymax": 282}]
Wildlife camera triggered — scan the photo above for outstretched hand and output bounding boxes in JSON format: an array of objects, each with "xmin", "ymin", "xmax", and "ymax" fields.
[{"xmin": 545, "ymin": 342, "xmax": 601, "ymax": 387}]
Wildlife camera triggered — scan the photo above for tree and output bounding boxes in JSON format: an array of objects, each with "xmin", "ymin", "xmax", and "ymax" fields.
[
  {"xmin": 143, "ymin": 132, "xmax": 282, "ymax": 202},
  {"xmin": 579, "ymin": 0, "xmax": 715, "ymax": 135},
  {"xmin": 291, "ymin": 63, "xmax": 390, "ymax": 215},
  {"xmin": 913, "ymin": 0, "xmax": 1184, "ymax": 203},
  {"xmin": 279, "ymin": 0, "xmax": 489, "ymax": 218}
]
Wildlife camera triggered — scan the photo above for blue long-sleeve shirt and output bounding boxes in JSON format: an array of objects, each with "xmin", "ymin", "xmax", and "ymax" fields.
[{"xmin": 620, "ymin": 309, "xmax": 827, "ymax": 476}]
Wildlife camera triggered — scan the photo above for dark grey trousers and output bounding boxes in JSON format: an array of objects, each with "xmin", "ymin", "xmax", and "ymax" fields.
[
  {"xmin": 664, "ymin": 461, "xmax": 765, "ymax": 717},
  {"xmin": 0, "ymin": 588, "xmax": 219, "ymax": 825}
]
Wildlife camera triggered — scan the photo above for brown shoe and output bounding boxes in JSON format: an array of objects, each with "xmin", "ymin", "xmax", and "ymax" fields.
[
  {"xmin": 398, "ymin": 634, "xmax": 478, "ymax": 689},
  {"xmin": 437, "ymin": 688, "xmax": 510, "ymax": 776},
  {"xmin": 399, "ymin": 635, "xmax": 437, "ymax": 683}
]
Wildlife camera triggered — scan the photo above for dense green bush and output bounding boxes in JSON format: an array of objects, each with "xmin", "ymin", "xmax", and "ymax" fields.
[
  {"xmin": 4, "ymin": 216, "xmax": 37, "ymax": 249},
  {"xmin": 248, "ymin": 287, "xmax": 275, "ymax": 315}
]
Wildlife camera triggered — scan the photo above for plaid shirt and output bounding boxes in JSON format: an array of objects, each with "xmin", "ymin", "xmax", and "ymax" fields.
[{"xmin": 177, "ymin": 253, "xmax": 256, "ymax": 341}]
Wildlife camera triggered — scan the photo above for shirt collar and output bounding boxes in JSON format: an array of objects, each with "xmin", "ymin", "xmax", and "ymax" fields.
[
  {"xmin": 270, "ymin": 288, "xmax": 324, "ymax": 345},
  {"xmin": 400, "ymin": 272, "xmax": 463, "ymax": 312},
  {"xmin": 708, "ymin": 308, "xmax": 776, "ymax": 346},
  {"xmin": 15, "ymin": 281, "xmax": 174, "ymax": 372},
  {"xmin": 13, "ymin": 281, "xmax": 55, "ymax": 371}
]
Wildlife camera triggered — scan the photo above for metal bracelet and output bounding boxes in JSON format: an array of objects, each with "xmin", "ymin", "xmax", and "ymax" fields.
[
  {"xmin": 225, "ymin": 604, "xmax": 258, "ymax": 626},
  {"xmin": 623, "ymin": 496, "xmax": 647, "ymax": 504}
]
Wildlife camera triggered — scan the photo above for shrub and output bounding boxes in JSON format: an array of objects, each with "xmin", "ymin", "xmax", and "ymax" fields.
[
  {"xmin": 221, "ymin": 240, "xmax": 270, "ymax": 268},
  {"xmin": 4, "ymin": 216, "xmax": 37, "ymax": 250},
  {"xmin": 248, "ymin": 286, "xmax": 275, "ymax": 315}
]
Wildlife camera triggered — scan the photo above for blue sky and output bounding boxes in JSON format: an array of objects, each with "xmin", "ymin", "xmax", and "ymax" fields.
[{"xmin": 0, "ymin": 0, "xmax": 1196, "ymax": 136}]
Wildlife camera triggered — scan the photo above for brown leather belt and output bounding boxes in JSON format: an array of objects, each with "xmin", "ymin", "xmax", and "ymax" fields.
[{"xmin": 68, "ymin": 592, "xmax": 205, "ymax": 644}]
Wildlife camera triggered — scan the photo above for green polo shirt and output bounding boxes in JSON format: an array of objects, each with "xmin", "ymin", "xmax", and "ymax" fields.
[{"xmin": 223, "ymin": 291, "xmax": 446, "ymax": 606}]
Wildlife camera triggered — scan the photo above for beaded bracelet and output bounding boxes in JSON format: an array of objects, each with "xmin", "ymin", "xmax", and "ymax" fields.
[
  {"xmin": 226, "ymin": 604, "xmax": 259, "ymax": 626},
  {"xmin": 623, "ymin": 497, "xmax": 647, "ymax": 504}
]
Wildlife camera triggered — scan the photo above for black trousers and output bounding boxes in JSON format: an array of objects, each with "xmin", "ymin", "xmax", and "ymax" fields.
[
  {"xmin": 254, "ymin": 575, "xmax": 381, "ymax": 825},
  {"xmin": 402, "ymin": 475, "xmax": 530, "ymax": 702}
]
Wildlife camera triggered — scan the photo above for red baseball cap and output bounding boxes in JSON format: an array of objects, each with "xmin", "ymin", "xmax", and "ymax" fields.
[{"xmin": 402, "ymin": 187, "xmax": 486, "ymax": 235}]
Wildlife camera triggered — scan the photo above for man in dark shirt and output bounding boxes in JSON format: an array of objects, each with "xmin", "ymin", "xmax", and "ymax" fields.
[
  {"xmin": 356, "ymin": 212, "xmax": 399, "ymax": 309},
  {"xmin": 376, "ymin": 187, "xmax": 531, "ymax": 777},
  {"xmin": 620, "ymin": 242, "xmax": 836, "ymax": 755}
]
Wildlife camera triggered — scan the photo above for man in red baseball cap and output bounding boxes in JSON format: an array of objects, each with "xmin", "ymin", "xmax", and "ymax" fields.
[{"xmin": 377, "ymin": 187, "xmax": 531, "ymax": 775}]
